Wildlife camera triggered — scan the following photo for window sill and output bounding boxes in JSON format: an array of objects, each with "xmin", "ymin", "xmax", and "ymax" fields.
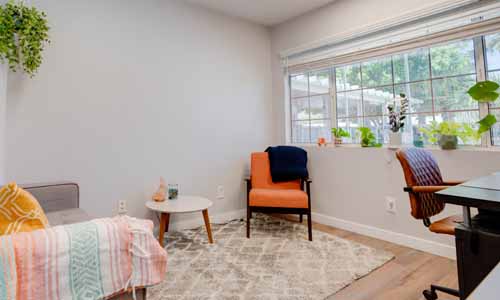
[{"xmin": 292, "ymin": 143, "xmax": 500, "ymax": 152}]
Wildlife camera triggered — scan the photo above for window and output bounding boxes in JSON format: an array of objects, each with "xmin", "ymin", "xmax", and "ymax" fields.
[
  {"xmin": 335, "ymin": 39, "xmax": 479, "ymax": 145},
  {"xmin": 288, "ymin": 35, "xmax": 499, "ymax": 146},
  {"xmin": 290, "ymin": 70, "xmax": 332, "ymax": 143},
  {"xmin": 486, "ymin": 32, "xmax": 500, "ymax": 145}
]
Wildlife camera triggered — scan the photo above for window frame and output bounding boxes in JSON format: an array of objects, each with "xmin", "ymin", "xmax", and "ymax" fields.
[{"xmin": 287, "ymin": 34, "xmax": 498, "ymax": 147}]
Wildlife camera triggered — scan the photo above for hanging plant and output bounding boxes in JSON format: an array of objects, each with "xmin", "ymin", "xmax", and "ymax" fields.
[{"xmin": 0, "ymin": 1, "xmax": 50, "ymax": 77}]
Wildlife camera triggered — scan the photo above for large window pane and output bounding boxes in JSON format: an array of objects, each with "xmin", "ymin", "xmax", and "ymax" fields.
[
  {"xmin": 310, "ymin": 95, "xmax": 331, "ymax": 119},
  {"xmin": 363, "ymin": 86, "xmax": 393, "ymax": 116},
  {"xmin": 485, "ymin": 33, "xmax": 500, "ymax": 71},
  {"xmin": 337, "ymin": 90, "xmax": 362, "ymax": 118},
  {"xmin": 336, "ymin": 64, "xmax": 361, "ymax": 91},
  {"xmin": 433, "ymin": 75, "xmax": 477, "ymax": 112},
  {"xmin": 402, "ymin": 114, "xmax": 435, "ymax": 144},
  {"xmin": 490, "ymin": 109, "xmax": 500, "ymax": 145},
  {"xmin": 337, "ymin": 118, "xmax": 361, "ymax": 143},
  {"xmin": 488, "ymin": 70, "xmax": 500, "ymax": 108},
  {"xmin": 430, "ymin": 39, "xmax": 475, "ymax": 77},
  {"xmin": 364, "ymin": 116, "xmax": 385, "ymax": 144},
  {"xmin": 311, "ymin": 119, "xmax": 332, "ymax": 142},
  {"xmin": 393, "ymin": 48, "xmax": 430, "ymax": 83},
  {"xmin": 395, "ymin": 81, "xmax": 432, "ymax": 113},
  {"xmin": 291, "ymin": 121, "xmax": 310, "ymax": 143},
  {"xmin": 309, "ymin": 70, "xmax": 330, "ymax": 95},
  {"xmin": 291, "ymin": 98, "xmax": 309, "ymax": 120},
  {"xmin": 291, "ymin": 74, "xmax": 308, "ymax": 98},
  {"xmin": 361, "ymin": 57, "xmax": 393, "ymax": 88}
]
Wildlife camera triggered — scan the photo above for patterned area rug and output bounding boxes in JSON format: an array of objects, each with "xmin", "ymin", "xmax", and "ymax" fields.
[{"xmin": 148, "ymin": 214, "xmax": 394, "ymax": 300}]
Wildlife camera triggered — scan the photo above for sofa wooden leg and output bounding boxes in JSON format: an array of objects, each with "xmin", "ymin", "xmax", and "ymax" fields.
[
  {"xmin": 246, "ymin": 209, "xmax": 250, "ymax": 238},
  {"xmin": 299, "ymin": 214, "xmax": 303, "ymax": 223},
  {"xmin": 307, "ymin": 212, "xmax": 312, "ymax": 241}
]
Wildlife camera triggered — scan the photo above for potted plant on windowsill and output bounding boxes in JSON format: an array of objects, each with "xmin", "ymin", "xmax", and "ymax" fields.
[
  {"xmin": 387, "ymin": 93, "xmax": 408, "ymax": 147},
  {"xmin": 331, "ymin": 128, "xmax": 350, "ymax": 145},
  {"xmin": 419, "ymin": 121, "xmax": 479, "ymax": 150},
  {"xmin": 358, "ymin": 127, "xmax": 382, "ymax": 148}
]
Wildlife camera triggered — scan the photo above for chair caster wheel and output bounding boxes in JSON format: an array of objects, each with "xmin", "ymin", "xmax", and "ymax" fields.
[{"xmin": 423, "ymin": 289, "xmax": 438, "ymax": 300}]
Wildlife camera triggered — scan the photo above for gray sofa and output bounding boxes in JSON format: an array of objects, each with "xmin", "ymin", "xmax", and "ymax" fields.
[{"xmin": 22, "ymin": 182, "xmax": 147, "ymax": 300}]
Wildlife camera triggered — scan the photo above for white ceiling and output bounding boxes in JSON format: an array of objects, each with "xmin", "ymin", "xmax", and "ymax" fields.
[{"xmin": 185, "ymin": 0, "xmax": 337, "ymax": 26}]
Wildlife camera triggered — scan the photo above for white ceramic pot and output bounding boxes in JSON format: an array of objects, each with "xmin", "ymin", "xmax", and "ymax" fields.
[{"xmin": 389, "ymin": 132, "xmax": 402, "ymax": 147}]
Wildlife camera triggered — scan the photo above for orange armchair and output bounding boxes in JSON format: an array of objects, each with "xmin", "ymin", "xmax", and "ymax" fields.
[{"xmin": 245, "ymin": 152, "xmax": 312, "ymax": 241}]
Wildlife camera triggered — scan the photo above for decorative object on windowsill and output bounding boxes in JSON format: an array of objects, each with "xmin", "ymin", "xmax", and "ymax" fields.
[
  {"xmin": 168, "ymin": 183, "xmax": 179, "ymax": 200},
  {"xmin": 317, "ymin": 137, "xmax": 327, "ymax": 147},
  {"xmin": 387, "ymin": 93, "xmax": 408, "ymax": 148},
  {"xmin": 419, "ymin": 121, "xmax": 480, "ymax": 150},
  {"xmin": 152, "ymin": 177, "xmax": 167, "ymax": 202},
  {"xmin": 331, "ymin": 128, "xmax": 350, "ymax": 146},
  {"xmin": 468, "ymin": 80, "xmax": 499, "ymax": 135},
  {"xmin": 0, "ymin": 1, "xmax": 50, "ymax": 77},
  {"xmin": 413, "ymin": 132, "xmax": 424, "ymax": 148},
  {"xmin": 357, "ymin": 127, "xmax": 382, "ymax": 148}
]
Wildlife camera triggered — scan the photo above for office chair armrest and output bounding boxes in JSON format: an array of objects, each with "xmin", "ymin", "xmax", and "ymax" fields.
[
  {"xmin": 442, "ymin": 180, "xmax": 465, "ymax": 186},
  {"xmin": 404, "ymin": 185, "xmax": 450, "ymax": 193}
]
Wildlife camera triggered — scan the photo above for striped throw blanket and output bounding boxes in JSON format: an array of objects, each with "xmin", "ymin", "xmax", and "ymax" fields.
[{"xmin": 0, "ymin": 216, "xmax": 167, "ymax": 300}]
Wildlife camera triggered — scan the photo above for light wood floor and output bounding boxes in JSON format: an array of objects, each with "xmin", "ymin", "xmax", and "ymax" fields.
[{"xmin": 279, "ymin": 215, "xmax": 458, "ymax": 300}]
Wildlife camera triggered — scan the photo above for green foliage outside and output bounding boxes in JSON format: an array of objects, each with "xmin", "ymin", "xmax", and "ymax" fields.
[
  {"xmin": 357, "ymin": 127, "xmax": 382, "ymax": 148},
  {"xmin": 0, "ymin": 1, "xmax": 50, "ymax": 76}
]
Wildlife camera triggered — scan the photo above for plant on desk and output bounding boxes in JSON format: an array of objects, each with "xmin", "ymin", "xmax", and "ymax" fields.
[{"xmin": 357, "ymin": 127, "xmax": 382, "ymax": 148}]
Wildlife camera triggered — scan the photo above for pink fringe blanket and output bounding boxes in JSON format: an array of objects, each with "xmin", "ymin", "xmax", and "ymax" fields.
[{"xmin": 0, "ymin": 216, "xmax": 167, "ymax": 300}]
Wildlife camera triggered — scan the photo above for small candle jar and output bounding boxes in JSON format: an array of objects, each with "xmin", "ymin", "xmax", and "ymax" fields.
[{"xmin": 168, "ymin": 184, "xmax": 179, "ymax": 200}]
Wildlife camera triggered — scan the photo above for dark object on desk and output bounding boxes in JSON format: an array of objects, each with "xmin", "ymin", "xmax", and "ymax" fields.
[
  {"xmin": 265, "ymin": 146, "xmax": 308, "ymax": 182},
  {"xmin": 396, "ymin": 148, "xmax": 463, "ymax": 300},
  {"xmin": 456, "ymin": 222, "xmax": 500, "ymax": 299}
]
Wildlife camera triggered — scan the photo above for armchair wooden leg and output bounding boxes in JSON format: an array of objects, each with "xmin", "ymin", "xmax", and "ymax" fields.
[
  {"xmin": 299, "ymin": 214, "xmax": 303, "ymax": 223},
  {"xmin": 246, "ymin": 208, "xmax": 251, "ymax": 238},
  {"xmin": 307, "ymin": 211, "xmax": 312, "ymax": 241}
]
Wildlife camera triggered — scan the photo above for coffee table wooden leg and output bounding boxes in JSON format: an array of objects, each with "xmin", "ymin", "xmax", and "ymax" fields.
[
  {"xmin": 202, "ymin": 209, "xmax": 213, "ymax": 244},
  {"xmin": 158, "ymin": 212, "xmax": 170, "ymax": 247}
]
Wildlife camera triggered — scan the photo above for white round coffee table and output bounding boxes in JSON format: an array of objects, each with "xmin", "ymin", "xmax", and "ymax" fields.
[{"xmin": 146, "ymin": 195, "xmax": 213, "ymax": 246}]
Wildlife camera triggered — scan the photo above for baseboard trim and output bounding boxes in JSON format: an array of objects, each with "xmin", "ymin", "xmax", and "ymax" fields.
[
  {"xmin": 168, "ymin": 209, "xmax": 246, "ymax": 231},
  {"xmin": 312, "ymin": 212, "xmax": 456, "ymax": 260}
]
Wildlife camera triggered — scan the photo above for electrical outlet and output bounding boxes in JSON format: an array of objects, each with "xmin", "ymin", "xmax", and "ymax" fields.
[
  {"xmin": 118, "ymin": 200, "xmax": 127, "ymax": 215},
  {"xmin": 385, "ymin": 196, "xmax": 396, "ymax": 214},
  {"xmin": 216, "ymin": 185, "xmax": 225, "ymax": 199}
]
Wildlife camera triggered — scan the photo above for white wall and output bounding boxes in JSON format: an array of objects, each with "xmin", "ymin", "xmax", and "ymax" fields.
[
  {"xmin": 6, "ymin": 0, "xmax": 273, "ymax": 224},
  {"xmin": 270, "ymin": 0, "xmax": 500, "ymax": 257}
]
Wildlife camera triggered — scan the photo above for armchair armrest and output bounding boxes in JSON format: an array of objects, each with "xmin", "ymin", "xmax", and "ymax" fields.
[
  {"xmin": 404, "ymin": 185, "xmax": 450, "ymax": 193},
  {"xmin": 442, "ymin": 180, "xmax": 465, "ymax": 186}
]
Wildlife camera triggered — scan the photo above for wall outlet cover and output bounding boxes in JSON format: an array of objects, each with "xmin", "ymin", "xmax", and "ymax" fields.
[
  {"xmin": 216, "ymin": 185, "xmax": 225, "ymax": 199},
  {"xmin": 385, "ymin": 196, "xmax": 396, "ymax": 214},
  {"xmin": 118, "ymin": 200, "xmax": 127, "ymax": 215}
]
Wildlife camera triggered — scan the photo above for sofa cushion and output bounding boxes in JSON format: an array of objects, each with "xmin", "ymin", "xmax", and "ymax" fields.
[
  {"xmin": 46, "ymin": 208, "xmax": 91, "ymax": 226},
  {"xmin": 0, "ymin": 182, "xmax": 49, "ymax": 235},
  {"xmin": 249, "ymin": 188, "xmax": 309, "ymax": 208}
]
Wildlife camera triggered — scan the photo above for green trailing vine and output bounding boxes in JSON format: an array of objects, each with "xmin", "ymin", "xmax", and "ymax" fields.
[
  {"xmin": 0, "ymin": 1, "xmax": 50, "ymax": 77},
  {"xmin": 357, "ymin": 127, "xmax": 382, "ymax": 148}
]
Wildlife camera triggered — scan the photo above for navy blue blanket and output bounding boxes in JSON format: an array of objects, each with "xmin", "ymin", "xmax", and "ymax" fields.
[{"xmin": 265, "ymin": 146, "xmax": 308, "ymax": 182}]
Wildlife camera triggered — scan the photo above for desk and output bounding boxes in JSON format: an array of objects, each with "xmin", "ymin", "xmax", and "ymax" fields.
[
  {"xmin": 467, "ymin": 262, "xmax": 500, "ymax": 300},
  {"xmin": 436, "ymin": 174, "xmax": 500, "ymax": 300},
  {"xmin": 436, "ymin": 173, "xmax": 500, "ymax": 226}
]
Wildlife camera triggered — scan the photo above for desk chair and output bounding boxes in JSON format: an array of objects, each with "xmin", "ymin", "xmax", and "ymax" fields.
[
  {"xmin": 396, "ymin": 148, "xmax": 463, "ymax": 300},
  {"xmin": 245, "ymin": 152, "xmax": 312, "ymax": 241}
]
